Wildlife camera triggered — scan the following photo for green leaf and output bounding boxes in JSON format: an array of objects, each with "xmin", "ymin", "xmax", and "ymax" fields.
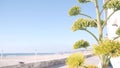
[
  {"xmin": 69, "ymin": 6, "xmax": 80, "ymax": 16},
  {"xmin": 116, "ymin": 27, "xmax": 120, "ymax": 35},
  {"xmin": 73, "ymin": 40, "xmax": 90, "ymax": 49}
]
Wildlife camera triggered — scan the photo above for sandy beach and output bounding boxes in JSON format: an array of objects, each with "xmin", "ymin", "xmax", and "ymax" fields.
[
  {"xmin": 0, "ymin": 54, "xmax": 69, "ymax": 67},
  {"xmin": 0, "ymin": 51, "xmax": 95, "ymax": 68}
]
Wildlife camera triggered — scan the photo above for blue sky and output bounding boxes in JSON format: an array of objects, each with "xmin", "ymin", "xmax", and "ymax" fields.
[{"xmin": 0, "ymin": 0, "xmax": 105, "ymax": 53}]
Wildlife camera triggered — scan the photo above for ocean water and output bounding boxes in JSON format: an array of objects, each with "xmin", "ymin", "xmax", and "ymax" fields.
[
  {"xmin": 0, "ymin": 53, "xmax": 55, "ymax": 57},
  {"xmin": 0, "ymin": 49, "xmax": 91, "ymax": 57}
]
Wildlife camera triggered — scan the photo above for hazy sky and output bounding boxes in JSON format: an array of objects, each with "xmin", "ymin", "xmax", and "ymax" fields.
[{"xmin": 0, "ymin": 0, "xmax": 105, "ymax": 53}]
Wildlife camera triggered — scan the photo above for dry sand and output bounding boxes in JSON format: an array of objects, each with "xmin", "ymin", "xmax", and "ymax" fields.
[
  {"xmin": 0, "ymin": 54, "xmax": 69, "ymax": 67},
  {"xmin": 0, "ymin": 50, "xmax": 94, "ymax": 67}
]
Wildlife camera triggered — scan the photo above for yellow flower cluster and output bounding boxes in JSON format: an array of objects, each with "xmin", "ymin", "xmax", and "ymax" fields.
[
  {"xmin": 69, "ymin": 6, "xmax": 80, "ymax": 16},
  {"xmin": 72, "ymin": 18, "xmax": 97, "ymax": 31},
  {"xmin": 66, "ymin": 53, "xmax": 85, "ymax": 68},
  {"xmin": 93, "ymin": 39, "xmax": 120, "ymax": 57},
  {"xmin": 86, "ymin": 65, "xmax": 98, "ymax": 68},
  {"xmin": 103, "ymin": 0, "xmax": 120, "ymax": 10},
  {"xmin": 73, "ymin": 40, "xmax": 89, "ymax": 49},
  {"xmin": 78, "ymin": 0, "xmax": 91, "ymax": 3}
]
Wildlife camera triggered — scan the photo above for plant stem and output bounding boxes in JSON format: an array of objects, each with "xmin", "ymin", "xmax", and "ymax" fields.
[
  {"xmin": 113, "ymin": 36, "xmax": 120, "ymax": 40},
  {"xmin": 102, "ymin": 11, "xmax": 116, "ymax": 29},
  {"xmin": 100, "ymin": 8, "xmax": 104, "ymax": 16},
  {"xmin": 79, "ymin": 13, "xmax": 92, "ymax": 18},
  {"xmin": 94, "ymin": 0, "xmax": 103, "ymax": 41},
  {"xmin": 101, "ymin": 55, "xmax": 110, "ymax": 68},
  {"xmin": 84, "ymin": 29, "xmax": 98, "ymax": 43}
]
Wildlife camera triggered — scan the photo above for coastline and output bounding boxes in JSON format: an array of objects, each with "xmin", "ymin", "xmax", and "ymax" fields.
[
  {"xmin": 0, "ymin": 50, "xmax": 93, "ymax": 68},
  {"xmin": 0, "ymin": 54, "xmax": 69, "ymax": 67}
]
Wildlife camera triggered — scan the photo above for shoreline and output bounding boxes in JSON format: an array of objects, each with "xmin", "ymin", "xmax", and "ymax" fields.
[
  {"xmin": 0, "ymin": 51, "xmax": 93, "ymax": 68},
  {"xmin": 0, "ymin": 54, "xmax": 69, "ymax": 67}
]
